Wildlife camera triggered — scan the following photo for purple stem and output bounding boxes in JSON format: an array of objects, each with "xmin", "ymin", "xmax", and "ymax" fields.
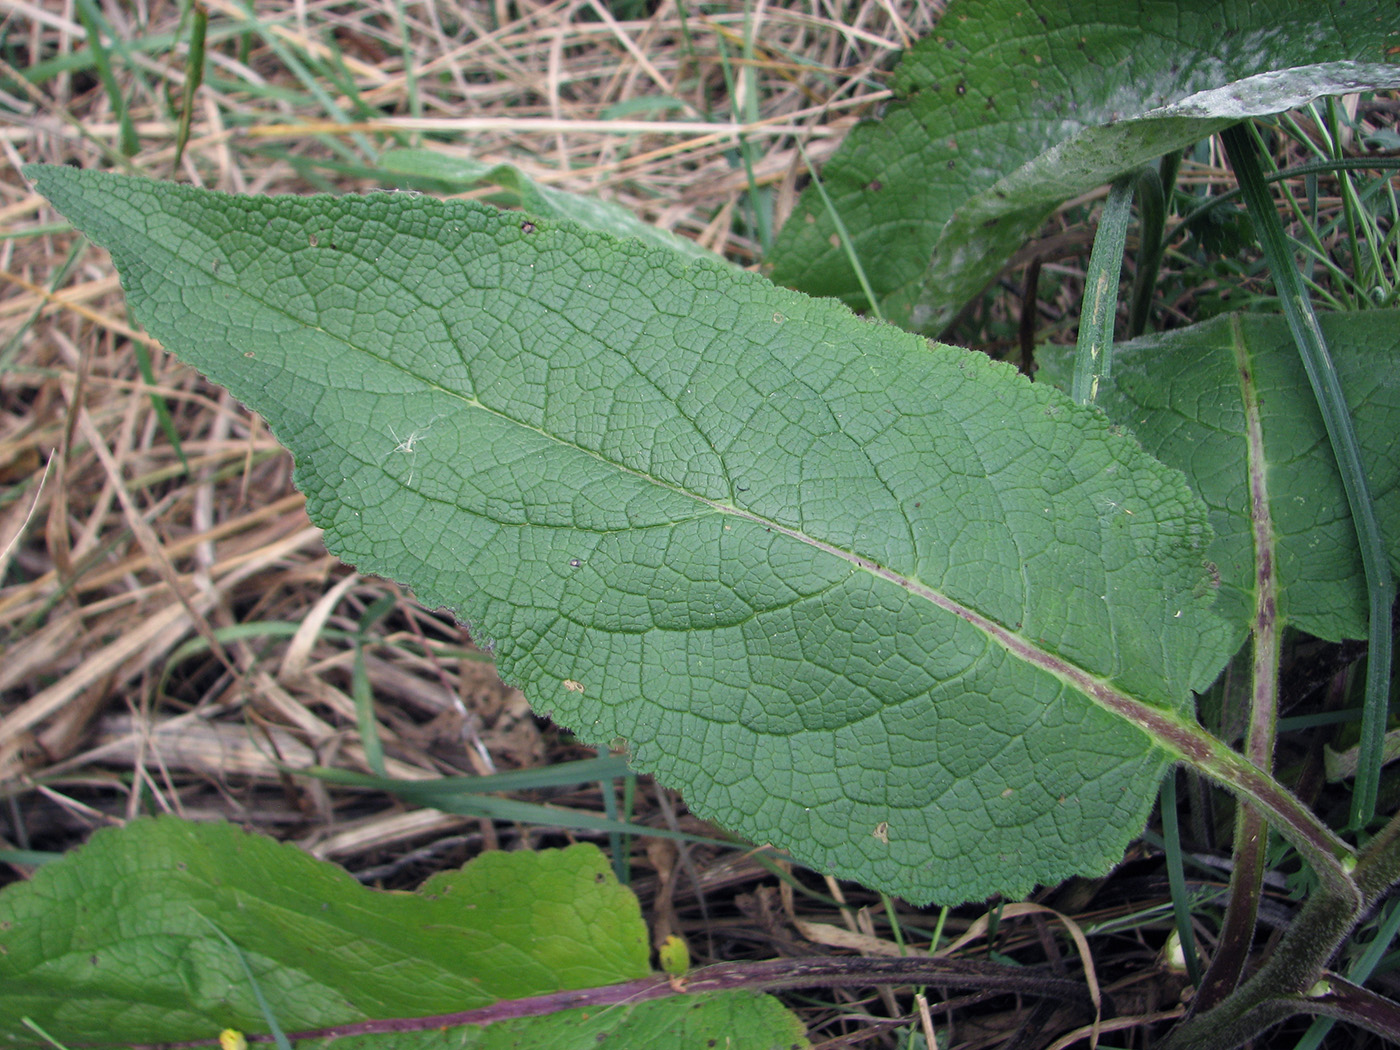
[{"xmin": 142, "ymin": 956, "xmax": 1091, "ymax": 1048}]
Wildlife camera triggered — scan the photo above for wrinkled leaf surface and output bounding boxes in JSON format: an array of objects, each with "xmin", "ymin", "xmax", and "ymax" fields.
[{"xmin": 30, "ymin": 166, "xmax": 1237, "ymax": 904}]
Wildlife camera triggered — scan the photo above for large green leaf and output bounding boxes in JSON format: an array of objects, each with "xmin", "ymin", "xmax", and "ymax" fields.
[
  {"xmin": 1038, "ymin": 312, "xmax": 1400, "ymax": 648},
  {"xmin": 28, "ymin": 166, "xmax": 1237, "ymax": 905},
  {"xmin": 767, "ymin": 0, "xmax": 1400, "ymax": 332},
  {"xmin": 0, "ymin": 816, "xmax": 804, "ymax": 1049}
]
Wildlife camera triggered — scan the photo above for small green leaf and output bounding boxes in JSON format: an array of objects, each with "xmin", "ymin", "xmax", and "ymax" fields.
[
  {"xmin": 767, "ymin": 0, "xmax": 1400, "ymax": 331},
  {"xmin": 0, "ymin": 816, "xmax": 802, "ymax": 1049},
  {"xmin": 28, "ymin": 166, "xmax": 1237, "ymax": 904},
  {"xmin": 1039, "ymin": 311, "xmax": 1400, "ymax": 647}
]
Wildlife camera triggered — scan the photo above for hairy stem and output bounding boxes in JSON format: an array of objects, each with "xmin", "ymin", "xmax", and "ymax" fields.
[
  {"xmin": 1303, "ymin": 977, "xmax": 1400, "ymax": 1042},
  {"xmin": 1159, "ymin": 883, "xmax": 1363, "ymax": 1050},
  {"xmin": 1160, "ymin": 801, "xmax": 1400, "ymax": 1050},
  {"xmin": 1164, "ymin": 674, "xmax": 1400, "ymax": 1049}
]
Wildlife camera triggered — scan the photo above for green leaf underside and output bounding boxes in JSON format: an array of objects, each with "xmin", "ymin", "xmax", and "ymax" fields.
[
  {"xmin": 1039, "ymin": 312, "xmax": 1400, "ymax": 648},
  {"xmin": 767, "ymin": 0, "xmax": 1400, "ymax": 331},
  {"xmin": 0, "ymin": 817, "xmax": 804, "ymax": 1048},
  {"xmin": 29, "ymin": 166, "xmax": 1235, "ymax": 904}
]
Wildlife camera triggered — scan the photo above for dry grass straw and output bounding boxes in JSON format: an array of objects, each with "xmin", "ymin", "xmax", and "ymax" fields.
[{"xmin": 0, "ymin": 1, "xmax": 1185, "ymax": 1044}]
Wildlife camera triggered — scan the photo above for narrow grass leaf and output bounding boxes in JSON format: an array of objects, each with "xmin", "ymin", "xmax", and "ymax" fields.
[
  {"xmin": 172, "ymin": 2, "xmax": 208, "ymax": 171},
  {"xmin": 73, "ymin": 0, "xmax": 139, "ymax": 157},
  {"xmin": 1127, "ymin": 162, "xmax": 1171, "ymax": 340},
  {"xmin": 194, "ymin": 915, "xmax": 295, "ymax": 1050},
  {"xmin": 298, "ymin": 764, "xmax": 733, "ymax": 847},
  {"xmin": 1071, "ymin": 174, "xmax": 1134, "ymax": 405},
  {"xmin": 1158, "ymin": 772, "xmax": 1203, "ymax": 987}
]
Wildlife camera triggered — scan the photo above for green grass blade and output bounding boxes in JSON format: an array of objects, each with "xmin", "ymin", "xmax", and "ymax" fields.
[
  {"xmin": 352, "ymin": 593, "xmax": 398, "ymax": 778},
  {"xmin": 226, "ymin": 0, "xmax": 377, "ymax": 163},
  {"xmin": 796, "ymin": 140, "xmax": 882, "ymax": 322},
  {"xmin": 714, "ymin": 4, "xmax": 772, "ymax": 255},
  {"xmin": 391, "ymin": 0, "xmax": 421, "ymax": 135},
  {"xmin": 172, "ymin": 1, "xmax": 208, "ymax": 171},
  {"xmin": 1327, "ymin": 98, "xmax": 1389, "ymax": 304},
  {"xmin": 1174, "ymin": 157, "xmax": 1400, "ymax": 243},
  {"xmin": 130, "ymin": 339, "xmax": 190, "ymax": 475},
  {"xmin": 1159, "ymin": 772, "xmax": 1203, "ymax": 987},
  {"xmin": 195, "ymin": 914, "xmax": 294, "ymax": 1050},
  {"xmin": 0, "ymin": 237, "xmax": 87, "ymax": 374},
  {"xmin": 0, "ymin": 850, "xmax": 63, "ymax": 867},
  {"xmin": 318, "ymin": 31, "xmax": 406, "ymax": 145},
  {"xmin": 1127, "ymin": 161, "xmax": 1169, "ymax": 339},
  {"xmin": 1072, "ymin": 174, "xmax": 1135, "ymax": 405},
  {"xmin": 20, "ymin": 1019, "xmax": 71, "ymax": 1050},
  {"xmin": 73, "ymin": 0, "xmax": 139, "ymax": 157},
  {"xmin": 297, "ymin": 763, "xmax": 741, "ymax": 847}
]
